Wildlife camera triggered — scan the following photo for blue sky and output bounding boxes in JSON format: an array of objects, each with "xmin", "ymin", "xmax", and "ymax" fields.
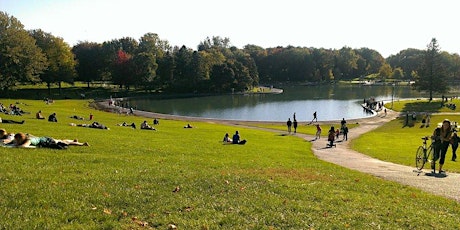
[{"xmin": 2, "ymin": 0, "xmax": 459, "ymax": 57}]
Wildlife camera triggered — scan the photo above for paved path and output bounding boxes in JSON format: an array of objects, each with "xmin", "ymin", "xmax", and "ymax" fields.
[
  {"xmin": 307, "ymin": 110, "xmax": 460, "ymax": 202},
  {"xmin": 94, "ymin": 101, "xmax": 460, "ymax": 202}
]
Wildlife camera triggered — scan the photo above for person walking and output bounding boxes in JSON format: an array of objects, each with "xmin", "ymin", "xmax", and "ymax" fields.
[
  {"xmin": 293, "ymin": 119, "xmax": 298, "ymax": 134},
  {"xmin": 315, "ymin": 124, "xmax": 321, "ymax": 140},
  {"xmin": 438, "ymin": 119, "xmax": 452, "ymax": 174},
  {"xmin": 310, "ymin": 111, "xmax": 317, "ymax": 124},
  {"xmin": 340, "ymin": 118, "xmax": 347, "ymax": 129},
  {"xmin": 342, "ymin": 125, "xmax": 349, "ymax": 141},
  {"xmin": 287, "ymin": 118, "xmax": 292, "ymax": 134}
]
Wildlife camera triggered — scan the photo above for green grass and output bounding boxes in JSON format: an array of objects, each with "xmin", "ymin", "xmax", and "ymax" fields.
[
  {"xmin": 353, "ymin": 114, "xmax": 460, "ymax": 172},
  {"xmin": 391, "ymin": 98, "xmax": 460, "ymax": 113},
  {"xmin": 1, "ymin": 99, "xmax": 460, "ymax": 229}
]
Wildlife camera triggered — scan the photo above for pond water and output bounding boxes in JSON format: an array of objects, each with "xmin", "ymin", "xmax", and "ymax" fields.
[{"xmin": 127, "ymin": 85, "xmax": 429, "ymax": 122}]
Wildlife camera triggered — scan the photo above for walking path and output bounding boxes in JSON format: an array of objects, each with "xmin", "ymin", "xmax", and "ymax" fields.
[
  {"xmin": 307, "ymin": 110, "xmax": 460, "ymax": 203},
  {"xmin": 94, "ymin": 101, "xmax": 460, "ymax": 202}
]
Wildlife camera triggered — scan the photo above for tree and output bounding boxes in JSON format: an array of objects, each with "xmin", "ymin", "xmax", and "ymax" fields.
[
  {"xmin": 335, "ymin": 47, "xmax": 359, "ymax": 80},
  {"xmin": 30, "ymin": 29, "xmax": 77, "ymax": 94},
  {"xmin": 132, "ymin": 52, "xmax": 157, "ymax": 90},
  {"xmin": 72, "ymin": 42, "xmax": 103, "ymax": 88},
  {"xmin": 378, "ymin": 63, "xmax": 393, "ymax": 80},
  {"xmin": 111, "ymin": 49, "xmax": 134, "ymax": 89},
  {"xmin": 0, "ymin": 12, "xmax": 47, "ymax": 90},
  {"xmin": 415, "ymin": 38, "xmax": 448, "ymax": 100},
  {"xmin": 391, "ymin": 67, "xmax": 405, "ymax": 79}
]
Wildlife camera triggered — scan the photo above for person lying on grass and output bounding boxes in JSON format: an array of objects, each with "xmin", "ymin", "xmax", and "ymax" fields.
[
  {"xmin": 0, "ymin": 117, "xmax": 25, "ymax": 124},
  {"xmin": 69, "ymin": 121, "xmax": 110, "ymax": 130},
  {"xmin": 69, "ymin": 115, "xmax": 85, "ymax": 120},
  {"xmin": 117, "ymin": 122, "xmax": 136, "ymax": 129},
  {"xmin": 0, "ymin": 128, "xmax": 15, "ymax": 144},
  {"xmin": 8, "ymin": 132, "xmax": 89, "ymax": 149}
]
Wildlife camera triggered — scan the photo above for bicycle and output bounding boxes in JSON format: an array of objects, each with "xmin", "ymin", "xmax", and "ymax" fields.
[{"xmin": 415, "ymin": 136, "xmax": 435, "ymax": 171}]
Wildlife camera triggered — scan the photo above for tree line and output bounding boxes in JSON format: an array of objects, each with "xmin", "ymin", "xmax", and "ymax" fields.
[{"xmin": 1, "ymin": 11, "xmax": 459, "ymax": 96}]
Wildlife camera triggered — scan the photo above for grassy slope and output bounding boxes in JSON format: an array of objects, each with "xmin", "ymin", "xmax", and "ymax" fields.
[
  {"xmin": 0, "ymin": 99, "xmax": 459, "ymax": 229},
  {"xmin": 353, "ymin": 99, "xmax": 460, "ymax": 172}
]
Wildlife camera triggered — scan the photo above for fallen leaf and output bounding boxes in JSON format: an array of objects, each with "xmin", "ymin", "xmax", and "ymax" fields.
[{"xmin": 103, "ymin": 208, "xmax": 112, "ymax": 215}]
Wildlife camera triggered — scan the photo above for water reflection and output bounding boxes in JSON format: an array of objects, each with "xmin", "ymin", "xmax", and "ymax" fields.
[{"xmin": 128, "ymin": 85, "xmax": 428, "ymax": 121}]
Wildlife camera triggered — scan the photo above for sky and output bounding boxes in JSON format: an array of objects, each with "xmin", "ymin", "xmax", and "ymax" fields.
[{"xmin": 2, "ymin": 0, "xmax": 459, "ymax": 58}]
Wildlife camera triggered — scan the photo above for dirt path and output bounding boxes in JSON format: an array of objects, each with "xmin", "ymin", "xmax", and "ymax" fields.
[{"xmin": 94, "ymin": 101, "xmax": 460, "ymax": 202}]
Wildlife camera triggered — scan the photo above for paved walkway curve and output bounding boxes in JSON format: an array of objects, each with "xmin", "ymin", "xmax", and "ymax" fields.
[
  {"xmin": 306, "ymin": 110, "xmax": 460, "ymax": 203},
  {"xmin": 93, "ymin": 101, "xmax": 460, "ymax": 202}
]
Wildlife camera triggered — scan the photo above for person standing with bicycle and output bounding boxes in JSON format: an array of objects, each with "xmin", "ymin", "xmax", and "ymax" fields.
[
  {"xmin": 431, "ymin": 125, "xmax": 442, "ymax": 172},
  {"xmin": 437, "ymin": 119, "xmax": 453, "ymax": 173}
]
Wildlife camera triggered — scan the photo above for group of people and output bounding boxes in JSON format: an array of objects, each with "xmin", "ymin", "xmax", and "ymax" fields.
[
  {"xmin": 286, "ymin": 113, "xmax": 298, "ymax": 134},
  {"xmin": 431, "ymin": 119, "xmax": 460, "ymax": 174},
  {"xmin": 222, "ymin": 131, "xmax": 247, "ymax": 145},
  {"xmin": 313, "ymin": 118, "xmax": 349, "ymax": 145},
  {"xmin": 1, "ymin": 102, "xmax": 28, "ymax": 115},
  {"xmin": 1, "ymin": 128, "xmax": 89, "ymax": 149},
  {"xmin": 36, "ymin": 110, "xmax": 59, "ymax": 122}
]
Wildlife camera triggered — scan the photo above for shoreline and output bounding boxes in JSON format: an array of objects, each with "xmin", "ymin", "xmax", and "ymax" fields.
[{"xmin": 92, "ymin": 98, "xmax": 381, "ymax": 125}]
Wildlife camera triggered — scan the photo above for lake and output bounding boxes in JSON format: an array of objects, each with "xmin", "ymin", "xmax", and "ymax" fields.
[{"xmin": 126, "ymin": 85, "xmax": 428, "ymax": 122}]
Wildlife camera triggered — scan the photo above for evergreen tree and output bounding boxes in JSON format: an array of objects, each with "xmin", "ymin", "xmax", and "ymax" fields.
[{"xmin": 415, "ymin": 38, "xmax": 448, "ymax": 101}]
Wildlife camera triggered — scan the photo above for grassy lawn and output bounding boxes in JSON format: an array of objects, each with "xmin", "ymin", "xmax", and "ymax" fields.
[
  {"xmin": 1, "ymin": 99, "xmax": 460, "ymax": 229},
  {"xmin": 352, "ymin": 113, "xmax": 460, "ymax": 173},
  {"xmin": 391, "ymin": 98, "xmax": 460, "ymax": 113}
]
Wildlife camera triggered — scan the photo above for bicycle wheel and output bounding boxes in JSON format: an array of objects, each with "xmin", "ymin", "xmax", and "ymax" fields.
[{"xmin": 415, "ymin": 146, "xmax": 425, "ymax": 170}]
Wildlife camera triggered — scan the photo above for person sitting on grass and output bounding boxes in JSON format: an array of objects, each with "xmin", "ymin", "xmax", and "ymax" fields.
[
  {"xmin": 184, "ymin": 123, "xmax": 193, "ymax": 128},
  {"xmin": 36, "ymin": 110, "xmax": 45, "ymax": 119},
  {"xmin": 0, "ymin": 117, "xmax": 24, "ymax": 124},
  {"xmin": 48, "ymin": 113, "xmax": 57, "ymax": 122},
  {"xmin": 232, "ymin": 131, "xmax": 247, "ymax": 145},
  {"xmin": 141, "ymin": 121, "xmax": 156, "ymax": 130},
  {"xmin": 222, "ymin": 133, "xmax": 232, "ymax": 143},
  {"xmin": 10, "ymin": 132, "xmax": 89, "ymax": 149}
]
